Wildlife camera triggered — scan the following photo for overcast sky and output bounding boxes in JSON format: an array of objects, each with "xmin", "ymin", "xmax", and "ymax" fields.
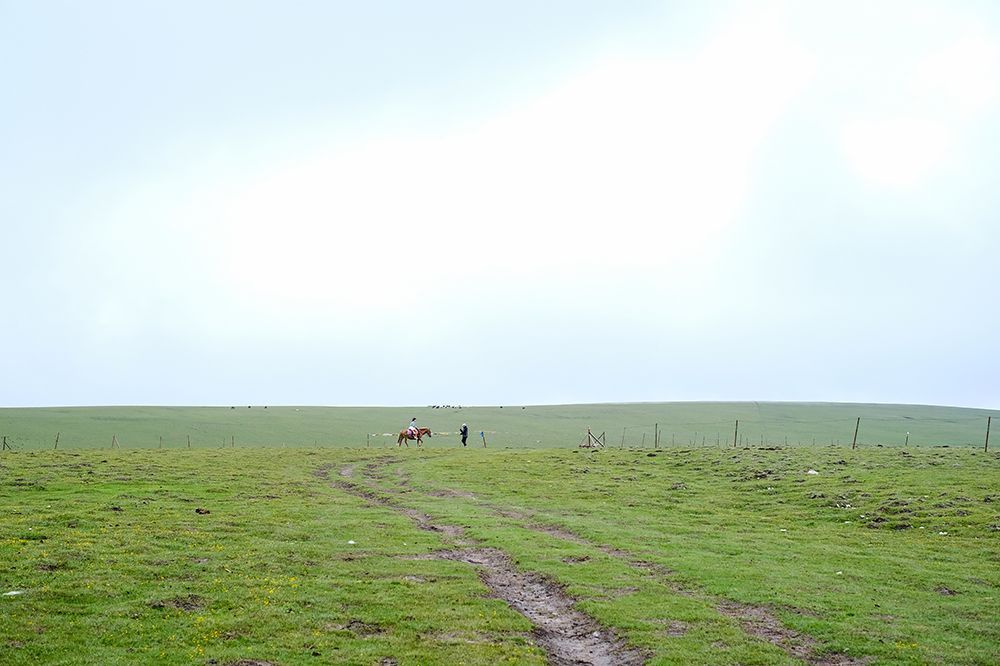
[{"xmin": 2, "ymin": 1, "xmax": 998, "ymax": 408}]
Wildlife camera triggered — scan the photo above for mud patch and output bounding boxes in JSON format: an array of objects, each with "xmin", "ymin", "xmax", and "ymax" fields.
[
  {"xmin": 718, "ymin": 600, "xmax": 812, "ymax": 660},
  {"xmin": 425, "ymin": 522, "xmax": 466, "ymax": 539},
  {"xmin": 36, "ymin": 561, "xmax": 65, "ymax": 572},
  {"xmin": 436, "ymin": 548, "xmax": 646, "ymax": 666},
  {"xmin": 659, "ymin": 620, "xmax": 689, "ymax": 637},
  {"xmin": 345, "ymin": 619, "xmax": 384, "ymax": 636},
  {"xmin": 717, "ymin": 600, "xmax": 868, "ymax": 665},
  {"xmin": 626, "ymin": 559, "xmax": 676, "ymax": 577},
  {"xmin": 527, "ymin": 522, "xmax": 591, "ymax": 546},
  {"xmin": 561, "ymin": 554, "xmax": 591, "ymax": 564}
]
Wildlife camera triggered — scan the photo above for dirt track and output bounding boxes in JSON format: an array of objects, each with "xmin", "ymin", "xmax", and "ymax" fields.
[
  {"xmin": 332, "ymin": 464, "xmax": 646, "ymax": 665},
  {"xmin": 331, "ymin": 459, "xmax": 870, "ymax": 665}
]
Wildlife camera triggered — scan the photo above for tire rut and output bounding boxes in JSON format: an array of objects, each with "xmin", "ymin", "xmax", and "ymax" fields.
[
  {"xmin": 331, "ymin": 466, "xmax": 646, "ymax": 666},
  {"xmin": 365, "ymin": 461, "xmax": 871, "ymax": 666}
]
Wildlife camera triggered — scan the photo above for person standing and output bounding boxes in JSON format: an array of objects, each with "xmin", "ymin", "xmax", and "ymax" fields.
[{"xmin": 459, "ymin": 423, "xmax": 469, "ymax": 447}]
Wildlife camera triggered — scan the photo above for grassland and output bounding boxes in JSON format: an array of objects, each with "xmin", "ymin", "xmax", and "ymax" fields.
[
  {"xmin": 1, "ymin": 402, "xmax": 997, "ymax": 450},
  {"xmin": 2, "ymin": 445, "xmax": 997, "ymax": 665}
]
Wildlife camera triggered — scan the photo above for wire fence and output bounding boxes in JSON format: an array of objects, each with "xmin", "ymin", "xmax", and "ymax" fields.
[
  {"xmin": 613, "ymin": 415, "xmax": 995, "ymax": 450},
  {"xmin": 1, "ymin": 415, "xmax": 994, "ymax": 452}
]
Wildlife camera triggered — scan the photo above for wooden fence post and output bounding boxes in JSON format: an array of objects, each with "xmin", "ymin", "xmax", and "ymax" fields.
[
  {"xmin": 733, "ymin": 420, "xmax": 739, "ymax": 448},
  {"xmin": 54, "ymin": 432, "xmax": 60, "ymax": 450},
  {"xmin": 852, "ymin": 417, "xmax": 860, "ymax": 450},
  {"xmin": 986, "ymin": 416, "xmax": 992, "ymax": 452}
]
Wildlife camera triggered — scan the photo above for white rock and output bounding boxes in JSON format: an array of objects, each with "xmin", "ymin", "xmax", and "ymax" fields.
[
  {"xmin": 807, "ymin": 469, "xmax": 819, "ymax": 475},
  {"xmin": 348, "ymin": 540, "xmax": 356, "ymax": 544},
  {"xmin": 3, "ymin": 591, "xmax": 24, "ymax": 596}
]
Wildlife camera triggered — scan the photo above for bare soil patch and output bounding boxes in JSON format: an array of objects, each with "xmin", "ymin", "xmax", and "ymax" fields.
[
  {"xmin": 344, "ymin": 619, "xmax": 384, "ymax": 636},
  {"xmin": 436, "ymin": 548, "xmax": 646, "ymax": 666},
  {"xmin": 717, "ymin": 600, "xmax": 869, "ymax": 665},
  {"xmin": 659, "ymin": 620, "xmax": 689, "ymax": 637}
]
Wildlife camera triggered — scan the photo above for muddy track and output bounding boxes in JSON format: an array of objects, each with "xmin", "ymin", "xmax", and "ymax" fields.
[
  {"xmin": 366, "ymin": 460, "xmax": 870, "ymax": 666},
  {"xmin": 331, "ymin": 469, "xmax": 646, "ymax": 666}
]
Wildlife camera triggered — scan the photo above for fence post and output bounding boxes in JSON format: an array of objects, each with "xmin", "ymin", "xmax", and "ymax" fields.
[
  {"xmin": 54, "ymin": 432, "xmax": 60, "ymax": 450},
  {"xmin": 852, "ymin": 417, "xmax": 860, "ymax": 450},
  {"xmin": 187, "ymin": 435, "xmax": 191, "ymax": 449},
  {"xmin": 2, "ymin": 436, "xmax": 10, "ymax": 451},
  {"xmin": 733, "ymin": 420, "xmax": 739, "ymax": 448},
  {"xmin": 655, "ymin": 423, "xmax": 659, "ymax": 449},
  {"xmin": 986, "ymin": 417, "xmax": 992, "ymax": 452}
]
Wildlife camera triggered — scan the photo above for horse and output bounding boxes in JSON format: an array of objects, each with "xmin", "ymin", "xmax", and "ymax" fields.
[{"xmin": 397, "ymin": 427, "xmax": 432, "ymax": 447}]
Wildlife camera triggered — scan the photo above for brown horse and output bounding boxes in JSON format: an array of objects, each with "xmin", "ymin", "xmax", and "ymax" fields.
[{"xmin": 397, "ymin": 427, "xmax": 432, "ymax": 447}]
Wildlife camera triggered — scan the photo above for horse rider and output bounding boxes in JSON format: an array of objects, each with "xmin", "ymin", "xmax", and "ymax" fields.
[{"xmin": 407, "ymin": 417, "xmax": 419, "ymax": 438}]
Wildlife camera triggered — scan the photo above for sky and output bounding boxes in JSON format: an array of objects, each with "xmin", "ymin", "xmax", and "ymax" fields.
[{"xmin": 2, "ymin": 0, "xmax": 998, "ymax": 409}]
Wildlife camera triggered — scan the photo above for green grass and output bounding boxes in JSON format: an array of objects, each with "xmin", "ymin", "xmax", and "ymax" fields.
[
  {"xmin": 1, "ymin": 402, "xmax": 997, "ymax": 450},
  {"xmin": 0, "ymin": 449, "xmax": 543, "ymax": 665},
  {"xmin": 2, "ymin": 446, "xmax": 997, "ymax": 664}
]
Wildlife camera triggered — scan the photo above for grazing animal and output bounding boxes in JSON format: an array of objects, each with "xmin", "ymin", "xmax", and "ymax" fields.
[{"xmin": 397, "ymin": 427, "xmax": 432, "ymax": 447}]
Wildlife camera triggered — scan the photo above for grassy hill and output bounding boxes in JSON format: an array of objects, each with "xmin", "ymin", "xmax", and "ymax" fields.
[{"xmin": 1, "ymin": 402, "xmax": 997, "ymax": 450}]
